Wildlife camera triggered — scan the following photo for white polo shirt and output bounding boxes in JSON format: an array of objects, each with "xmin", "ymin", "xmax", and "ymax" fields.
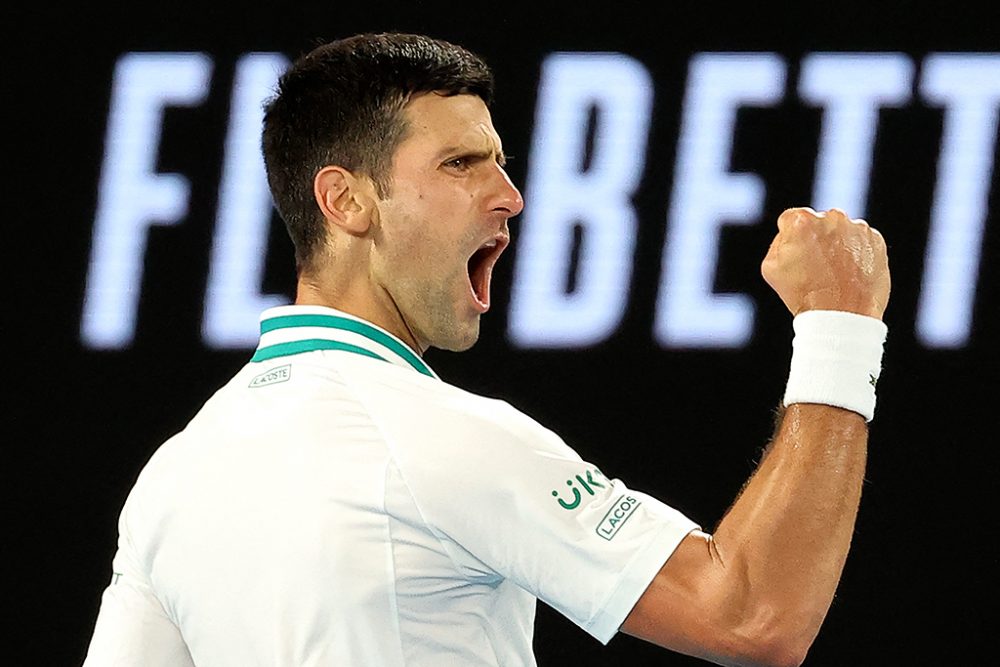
[{"xmin": 84, "ymin": 305, "xmax": 699, "ymax": 666}]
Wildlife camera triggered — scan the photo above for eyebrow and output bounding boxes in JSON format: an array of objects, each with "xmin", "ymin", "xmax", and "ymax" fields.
[{"xmin": 437, "ymin": 146, "xmax": 507, "ymax": 167}]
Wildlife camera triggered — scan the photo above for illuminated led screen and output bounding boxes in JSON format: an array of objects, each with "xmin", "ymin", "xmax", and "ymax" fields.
[
  {"xmin": 14, "ymin": 7, "xmax": 998, "ymax": 666},
  {"xmin": 81, "ymin": 51, "xmax": 998, "ymax": 351}
]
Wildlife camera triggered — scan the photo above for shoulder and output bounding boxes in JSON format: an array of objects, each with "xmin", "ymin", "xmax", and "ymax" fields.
[{"xmin": 338, "ymin": 354, "xmax": 576, "ymax": 460}]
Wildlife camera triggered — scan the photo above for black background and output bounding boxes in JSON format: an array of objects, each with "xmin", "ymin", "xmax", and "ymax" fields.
[{"xmin": 9, "ymin": 2, "xmax": 998, "ymax": 665}]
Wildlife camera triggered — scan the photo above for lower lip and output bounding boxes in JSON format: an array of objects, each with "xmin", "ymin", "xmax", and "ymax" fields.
[
  {"xmin": 468, "ymin": 241, "xmax": 503, "ymax": 314},
  {"xmin": 469, "ymin": 279, "xmax": 489, "ymax": 314}
]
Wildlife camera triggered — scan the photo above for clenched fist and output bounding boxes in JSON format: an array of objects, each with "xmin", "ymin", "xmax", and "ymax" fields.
[{"xmin": 762, "ymin": 207, "xmax": 890, "ymax": 320}]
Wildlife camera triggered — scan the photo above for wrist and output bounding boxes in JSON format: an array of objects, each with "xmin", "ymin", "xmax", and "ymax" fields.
[
  {"xmin": 796, "ymin": 299, "xmax": 886, "ymax": 321},
  {"xmin": 783, "ymin": 310, "xmax": 888, "ymax": 422}
]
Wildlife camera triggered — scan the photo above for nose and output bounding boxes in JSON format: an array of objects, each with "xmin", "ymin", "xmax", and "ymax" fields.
[{"xmin": 491, "ymin": 164, "xmax": 524, "ymax": 218}]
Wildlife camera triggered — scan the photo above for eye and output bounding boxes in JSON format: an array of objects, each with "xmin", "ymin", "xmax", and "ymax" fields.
[{"xmin": 444, "ymin": 156, "xmax": 471, "ymax": 170}]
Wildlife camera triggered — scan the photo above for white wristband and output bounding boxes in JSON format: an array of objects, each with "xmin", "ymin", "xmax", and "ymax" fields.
[{"xmin": 783, "ymin": 310, "xmax": 888, "ymax": 422}]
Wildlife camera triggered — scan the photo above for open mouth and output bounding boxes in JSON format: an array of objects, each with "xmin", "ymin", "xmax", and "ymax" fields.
[{"xmin": 467, "ymin": 235, "xmax": 509, "ymax": 312}]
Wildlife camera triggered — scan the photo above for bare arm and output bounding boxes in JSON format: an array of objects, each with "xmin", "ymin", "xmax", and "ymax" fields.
[
  {"xmin": 622, "ymin": 208, "xmax": 890, "ymax": 667},
  {"xmin": 623, "ymin": 404, "xmax": 867, "ymax": 667}
]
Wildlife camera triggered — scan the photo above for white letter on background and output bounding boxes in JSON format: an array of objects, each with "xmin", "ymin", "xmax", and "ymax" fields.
[
  {"xmin": 203, "ymin": 53, "xmax": 290, "ymax": 348},
  {"xmin": 799, "ymin": 53, "xmax": 914, "ymax": 216},
  {"xmin": 508, "ymin": 53, "xmax": 653, "ymax": 348},
  {"xmin": 655, "ymin": 53, "xmax": 786, "ymax": 348},
  {"xmin": 81, "ymin": 53, "xmax": 212, "ymax": 348},
  {"xmin": 917, "ymin": 54, "xmax": 1000, "ymax": 348}
]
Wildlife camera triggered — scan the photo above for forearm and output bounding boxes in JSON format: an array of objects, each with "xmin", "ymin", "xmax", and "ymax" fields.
[
  {"xmin": 711, "ymin": 403, "xmax": 868, "ymax": 651},
  {"xmin": 624, "ymin": 208, "xmax": 889, "ymax": 666}
]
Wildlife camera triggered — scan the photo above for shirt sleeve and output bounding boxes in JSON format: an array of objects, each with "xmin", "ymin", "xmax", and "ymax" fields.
[
  {"xmin": 83, "ymin": 498, "xmax": 195, "ymax": 666},
  {"xmin": 382, "ymin": 391, "xmax": 700, "ymax": 645}
]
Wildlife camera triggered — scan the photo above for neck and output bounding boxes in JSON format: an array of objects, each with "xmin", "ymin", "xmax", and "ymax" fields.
[{"xmin": 294, "ymin": 276, "xmax": 426, "ymax": 356}]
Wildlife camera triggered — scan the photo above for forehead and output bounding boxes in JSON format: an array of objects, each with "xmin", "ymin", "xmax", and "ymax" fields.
[{"xmin": 398, "ymin": 92, "xmax": 502, "ymax": 153}]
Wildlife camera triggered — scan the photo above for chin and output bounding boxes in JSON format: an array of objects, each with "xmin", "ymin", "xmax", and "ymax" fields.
[{"xmin": 433, "ymin": 321, "xmax": 480, "ymax": 353}]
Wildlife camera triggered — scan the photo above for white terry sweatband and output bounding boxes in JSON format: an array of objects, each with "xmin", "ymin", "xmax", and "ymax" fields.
[{"xmin": 783, "ymin": 310, "xmax": 888, "ymax": 422}]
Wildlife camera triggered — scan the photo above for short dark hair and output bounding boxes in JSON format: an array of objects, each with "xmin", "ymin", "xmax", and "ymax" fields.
[{"xmin": 262, "ymin": 33, "xmax": 495, "ymax": 273}]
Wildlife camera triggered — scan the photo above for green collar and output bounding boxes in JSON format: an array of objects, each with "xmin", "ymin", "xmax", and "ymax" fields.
[{"xmin": 252, "ymin": 306, "xmax": 437, "ymax": 379}]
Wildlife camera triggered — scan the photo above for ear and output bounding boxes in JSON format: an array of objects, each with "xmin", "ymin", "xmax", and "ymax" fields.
[{"xmin": 313, "ymin": 166, "xmax": 374, "ymax": 234}]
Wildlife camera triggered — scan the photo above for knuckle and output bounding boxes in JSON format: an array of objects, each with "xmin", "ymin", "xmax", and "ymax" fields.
[
  {"xmin": 779, "ymin": 206, "xmax": 816, "ymax": 224},
  {"xmin": 777, "ymin": 209, "xmax": 796, "ymax": 228}
]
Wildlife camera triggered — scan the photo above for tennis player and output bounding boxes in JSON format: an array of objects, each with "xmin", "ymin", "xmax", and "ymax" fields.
[{"xmin": 83, "ymin": 33, "xmax": 889, "ymax": 667}]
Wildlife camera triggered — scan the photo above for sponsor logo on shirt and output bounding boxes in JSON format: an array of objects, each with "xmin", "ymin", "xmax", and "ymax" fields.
[
  {"xmin": 595, "ymin": 495, "xmax": 641, "ymax": 541},
  {"xmin": 249, "ymin": 364, "xmax": 291, "ymax": 388},
  {"xmin": 551, "ymin": 468, "xmax": 607, "ymax": 510}
]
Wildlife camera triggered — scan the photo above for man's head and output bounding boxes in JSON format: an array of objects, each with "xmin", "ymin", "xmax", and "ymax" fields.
[
  {"xmin": 262, "ymin": 33, "xmax": 494, "ymax": 273},
  {"xmin": 262, "ymin": 33, "xmax": 524, "ymax": 354}
]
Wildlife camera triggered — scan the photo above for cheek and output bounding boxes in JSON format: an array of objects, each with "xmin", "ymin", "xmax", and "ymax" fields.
[
  {"xmin": 379, "ymin": 214, "xmax": 450, "ymax": 286},
  {"xmin": 378, "ymin": 183, "xmax": 473, "ymax": 272}
]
